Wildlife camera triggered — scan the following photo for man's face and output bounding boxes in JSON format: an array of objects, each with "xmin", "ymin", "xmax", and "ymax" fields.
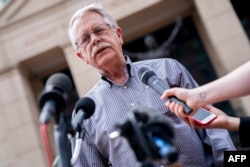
[{"xmin": 73, "ymin": 11, "xmax": 124, "ymax": 70}]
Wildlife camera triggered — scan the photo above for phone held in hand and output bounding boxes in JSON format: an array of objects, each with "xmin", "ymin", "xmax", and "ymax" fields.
[{"xmin": 192, "ymin": 107, "xmax": 217, "ymax": 126}]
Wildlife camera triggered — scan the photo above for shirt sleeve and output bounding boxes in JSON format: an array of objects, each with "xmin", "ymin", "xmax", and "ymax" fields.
[{"xmin": 239, "ymin": 117, "xmax": 250, "ymax": 147}]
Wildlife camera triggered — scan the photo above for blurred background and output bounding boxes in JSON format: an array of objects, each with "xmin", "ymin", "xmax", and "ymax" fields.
[{"xmin": 0, "ymin": 0, "xmax": 249, "ymax": 166}]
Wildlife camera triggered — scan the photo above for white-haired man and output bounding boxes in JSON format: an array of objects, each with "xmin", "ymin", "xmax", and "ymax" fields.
[{"xmin": 68, "ymin": 2, "xmax": 235, "ymax": 167}]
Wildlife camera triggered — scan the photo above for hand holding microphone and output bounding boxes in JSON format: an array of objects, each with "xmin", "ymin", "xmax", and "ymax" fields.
[
  {"xmin": 138, "ymin": 67, "xmax": 192, "ymax": 114},
  {"xmin": 138, "ymin": 67, "xmax": 217, "ymax": 126}
]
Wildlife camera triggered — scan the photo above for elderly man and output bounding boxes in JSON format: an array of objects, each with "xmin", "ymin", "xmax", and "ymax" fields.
[{"xmin": 68, "ymin": 2, "xmax": 235, "ymax": 167}]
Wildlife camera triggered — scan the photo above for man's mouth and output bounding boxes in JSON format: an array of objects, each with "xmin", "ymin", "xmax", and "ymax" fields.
[
  {"xmin": 92, "ymin": 47, "xmax": 107, "ymax": 58},
  {"xmin": 92, "ymin": 42, "xmax": 111, "ymax": 58},
  {"xmin": 96, "ymin": 48, "xmax": 106, "ymax": 54}
]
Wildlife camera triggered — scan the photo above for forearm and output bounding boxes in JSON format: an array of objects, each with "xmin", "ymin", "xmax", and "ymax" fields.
[{"xmin": 189, "ymin": 61, "xmax": 250, "ymax": 107}]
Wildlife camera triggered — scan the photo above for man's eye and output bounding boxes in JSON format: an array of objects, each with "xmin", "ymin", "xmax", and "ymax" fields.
[
  {"xmin": 81, "ymin": 36, "xmax": 89, "ymax": 43},
  {"xmin": 95, "ymin": 28, "xmax": 105, "ymax": 35}
]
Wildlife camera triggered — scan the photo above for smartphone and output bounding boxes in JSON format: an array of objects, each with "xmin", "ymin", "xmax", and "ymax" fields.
[{"xmin": 192, "ymin": 108, "xmax": 217, "ymax": 126}]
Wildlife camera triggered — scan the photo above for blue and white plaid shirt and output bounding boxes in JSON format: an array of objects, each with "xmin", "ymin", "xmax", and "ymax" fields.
[{"xmin": 72, "ymin": 57, "xmax": 235, "ymax": 167}]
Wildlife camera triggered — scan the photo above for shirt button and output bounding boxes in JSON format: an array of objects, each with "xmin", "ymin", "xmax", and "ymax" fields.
[
  {"xmin": 131, "ymin": 103, "xmax": 135, "ymax": 106},
  {"xmin": 123, "ymin": 86, "xmax": 127, "ymax": 89}
]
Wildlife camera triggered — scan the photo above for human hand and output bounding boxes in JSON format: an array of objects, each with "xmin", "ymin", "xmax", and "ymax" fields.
[
  {"xmin": 165, "ymin": 101, "xmax": 231, "ymax": 129},
  {"xmin": 161, "ymin": 87, "xmax": 198, "ymax": 111}
]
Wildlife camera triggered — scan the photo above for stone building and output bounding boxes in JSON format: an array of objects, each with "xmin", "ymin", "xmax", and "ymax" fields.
[{"xmin": 0, "ymin": 0, "xmax": 249, "ymax": 167}]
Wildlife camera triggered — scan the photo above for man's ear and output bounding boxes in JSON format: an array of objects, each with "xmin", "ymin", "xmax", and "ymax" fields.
[
  {"xmin": 116, "ymin": 27, "xmax": 123, "ymax": 45},
  {"xmin": 76, "ymin": 52, "xmax": 88, "ymax": 64},
  {"xmin": 76, "ymin": 51, "xmax": 83, "ymax": 59}
]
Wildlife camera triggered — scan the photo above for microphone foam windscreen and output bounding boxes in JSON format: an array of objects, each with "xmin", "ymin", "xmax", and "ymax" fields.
[
  {"xmin": 75, "ymin": 97, "xmax": 95, "ymax": 119},
  {"xmin": 46, "ymin": 73, "xmax": 73, "ymax": 92}
]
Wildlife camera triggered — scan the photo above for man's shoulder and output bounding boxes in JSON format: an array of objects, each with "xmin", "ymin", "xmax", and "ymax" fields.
[
  {"xmin": 134, "ymin": 58, "xmax": 177, "ymax": 65},
  {"xmin": 85, "ymin": 80, "xmax": 104, "ymax": 93},
  {"xmin": 132, "ymin": 58, "xmax": 180, "ymax": 70}
]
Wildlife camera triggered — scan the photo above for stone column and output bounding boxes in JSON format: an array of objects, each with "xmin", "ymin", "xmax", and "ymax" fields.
[
  {"xmin": 63, "ymin": 45, "xmax": 99, "ymax": 97},
  {"xmin": 0, "ymin": 67, "xmax": 46, "ymax": 167},
  {"xmin": 193, "ymin": 0, "xmax": 250, "ymax": 115}
]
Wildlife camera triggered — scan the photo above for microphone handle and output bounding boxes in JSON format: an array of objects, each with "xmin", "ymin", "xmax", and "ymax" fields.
[
  {"xmin": 39, "ymin": 100, "xmax": 56, "ymax": 123},
  {"xmin": 71, "ymin": 109, "xmax": 85, "ymax": 132},
  {"xmin": 168, "ymin": 96, "xmax": 192, "ymax": 114},
  {"xmin": 150, "ymin": 79, "xmax": 192, "ymax": 114}
]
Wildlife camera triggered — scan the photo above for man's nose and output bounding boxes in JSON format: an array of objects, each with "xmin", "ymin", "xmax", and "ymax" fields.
[{"xmin": 90, "ymin": 33, "xmax": 100, "ymax": 45}]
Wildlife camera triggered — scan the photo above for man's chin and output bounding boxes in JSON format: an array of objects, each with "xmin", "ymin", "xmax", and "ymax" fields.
[{"xmin": 96, "ymin": 53, "xmax": 113, "ymax": 65}]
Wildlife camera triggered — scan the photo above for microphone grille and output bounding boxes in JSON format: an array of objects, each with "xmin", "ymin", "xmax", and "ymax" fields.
[
  {"xmin": 75, "ymin": 97, "xmax": 95, "ymax": 119},
  {"xmin": 138, "ymin": 67, "xmax": 155, "ymax": 84},
  {"xmin": 46, "ymin": 73, "xmax": 73, "ymax": 92}
]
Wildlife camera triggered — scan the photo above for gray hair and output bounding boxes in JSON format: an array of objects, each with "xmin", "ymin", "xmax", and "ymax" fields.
[{"xmin": 68, "ymin": 2, "xmax": 118, "ymax": 50}]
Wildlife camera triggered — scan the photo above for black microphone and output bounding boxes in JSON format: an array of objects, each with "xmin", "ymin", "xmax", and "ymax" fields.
[
  {"xmin": 110, "ymin": 106, "xmax": 179, "ymax": 166},
  {"xmin": 38, "ymin": 73, "xmax": 73, "ymax": 123},
  {"xmin": 71, "ymin": 97, "xmax": 95, "ymax": 132},
  {"xmin": 138, "ymin": 67, "xmax": 192, "ymax": 114}
]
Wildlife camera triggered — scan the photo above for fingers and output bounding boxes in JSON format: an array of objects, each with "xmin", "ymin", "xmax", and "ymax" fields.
[
  {"xmin": 190, "ymin": 118, "xmax": 207, "ymax": 129},
  {"xmin": 202, "ymin": 105, "xmax": 223, "ymax": 117},
  {"xmin": 165, "ymin": 101, "xmax": 218, "ymax": 129},
  {"xmin": 165, "ymin": 101, "xmax": 187, "ymax": 116},
  {"xmin": 165, "ymin": 101, "xmax": 188, "ymax": 120},
  {"xmin": 165, "ymin": 101, "xmax": 202, "ymax": 128},
  {"xmin": 161, "ymin": 88, "xmax": 176, "ymax": 99},
  {"xmin": 188, "ymin": 118, "xmax": 198, "ymax": 128}
]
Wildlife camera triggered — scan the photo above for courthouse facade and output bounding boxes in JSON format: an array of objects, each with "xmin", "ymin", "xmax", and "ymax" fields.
[{"xmin": 0, "ymin": 0, "xmax": 249, "ymax": 166}]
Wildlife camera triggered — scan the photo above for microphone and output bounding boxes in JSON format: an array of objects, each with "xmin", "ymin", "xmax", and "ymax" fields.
[
  {"xmin": 38, "ymin": 73, "xmax": 73, "ymax": 124},
  {"xmin": 71, "ymin": 97, "xmax": 95, "ymax": 132},
  {"xmin": 70, "ymin": 97, "xmax": 95, "ymax": 165},
  {"xmin": 110, "ymin": 106, "xmax": 178, "ymax": 166},
  {"xmin": 138, "ymin": 67, "xmax": 192, "ymax": 114}
]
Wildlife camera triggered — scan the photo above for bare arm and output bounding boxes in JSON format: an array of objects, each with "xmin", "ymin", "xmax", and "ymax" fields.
[
  {"xmin": 190, "ymin": 61, "xmax": 250, "ymax": 106},
  {"xmin": 161, "ymin": 61, "xmax": 250, "ymax": 109}
]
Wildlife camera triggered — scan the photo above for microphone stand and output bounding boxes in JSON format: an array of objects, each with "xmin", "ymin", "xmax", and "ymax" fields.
[
  {"xmin": 40, "ymin": 106, "xmax": 85, "ymax": 167},
  {"xmin": 53, "ymin": 110, "xmax": 72, "ymax": 167},
  {"xmin": 38, "ymin": 73, "xmax": 76, "ymax": 167}
]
